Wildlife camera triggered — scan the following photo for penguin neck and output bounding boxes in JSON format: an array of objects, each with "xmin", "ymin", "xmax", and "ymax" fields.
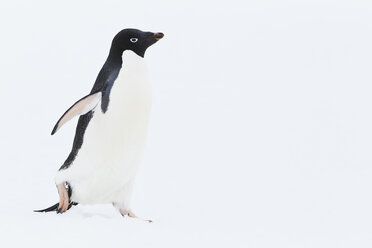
[
  {"xmin": 105, "ymin": 48, "xmax": 146, "ymax": 71},
  {"xmin": 106, "ymin": 48, "xmax": 123, "ymax": 67},
  {"xmin": 109, "ymin": 45, "xmax": 146, "ymax": 60}
]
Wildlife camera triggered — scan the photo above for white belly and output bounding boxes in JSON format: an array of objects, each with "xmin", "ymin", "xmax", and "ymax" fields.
[{"xmin": 56, "ymin": 50, "xmax": 152, "ymax": 205}]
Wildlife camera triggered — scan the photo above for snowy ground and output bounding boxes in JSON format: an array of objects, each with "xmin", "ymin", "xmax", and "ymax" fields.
[{"xmin": 1, "ymin": 1, "xmax": 372, "ymax": 247}]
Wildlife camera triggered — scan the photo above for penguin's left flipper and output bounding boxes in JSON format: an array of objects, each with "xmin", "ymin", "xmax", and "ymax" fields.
[{"xmin": 51, "ymin": 91, "xmax": 102, "ymax": 135}]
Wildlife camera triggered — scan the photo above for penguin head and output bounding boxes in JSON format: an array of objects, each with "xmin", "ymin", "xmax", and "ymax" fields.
[{"xmin": 110, "ymin": 28, "xmax": 164, "ymax": 57}]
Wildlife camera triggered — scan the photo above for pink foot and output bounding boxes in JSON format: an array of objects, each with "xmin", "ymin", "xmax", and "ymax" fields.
[
  {"xmin": 56, "ymin": 183, "xmax": 69, "ymax": 213},
  {"xmin": 119, "ymin": 209, "xmax": 152, "ymax": 223}
]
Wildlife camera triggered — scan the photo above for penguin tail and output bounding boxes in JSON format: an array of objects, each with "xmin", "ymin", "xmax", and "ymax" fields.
[
  {"xmin": 34, "ymin": 203, "xmax": 59, "ymax": 212},
  {"xmin": 34, "ymin": 202, "xmax": 78, "ymax": 213},
  {"xmin": 35, "ymin": 182, "xmax": 78, "ymax": 213}
]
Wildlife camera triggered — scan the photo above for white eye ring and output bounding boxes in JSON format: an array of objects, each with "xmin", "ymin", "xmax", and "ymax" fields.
[{"xmin": 130, "ymin": 38, "xmax": 138, "ymax": 43}]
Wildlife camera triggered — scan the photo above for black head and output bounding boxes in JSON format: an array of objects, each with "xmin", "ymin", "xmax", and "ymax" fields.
[{"xmin": 109, "ymin": 28, "xmax": 164, "ymax": 58}]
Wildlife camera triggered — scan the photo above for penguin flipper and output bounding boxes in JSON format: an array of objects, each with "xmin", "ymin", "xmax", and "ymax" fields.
[{"xmin": 51, "ymin": 91, "xmax": 102, "ymax": 135}]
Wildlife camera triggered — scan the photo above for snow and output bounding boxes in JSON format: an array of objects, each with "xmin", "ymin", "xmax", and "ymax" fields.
[{"xmin": 1, "ymin": 0, "xmax": 372, "ymax": 247}]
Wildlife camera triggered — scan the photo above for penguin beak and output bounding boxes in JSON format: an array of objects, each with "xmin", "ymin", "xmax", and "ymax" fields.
[{"xmin": 152, "ymin": 32, "xmax": 164, "ymax": 40}]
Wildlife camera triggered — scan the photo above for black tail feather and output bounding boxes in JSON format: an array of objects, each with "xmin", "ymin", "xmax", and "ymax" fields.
[
  {"xmin": 34, "ymin": 202, "xmax": 78, "ymax": 213},
  {"xmin": 34, "ymin": 203, "xmax": 59, "ymax": 213},
  {"xmin": 35, "ymin": 182, "xmax": 78, "ymax": 213}
]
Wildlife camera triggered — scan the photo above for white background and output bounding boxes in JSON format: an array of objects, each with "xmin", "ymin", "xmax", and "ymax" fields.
[{"xmin": 0, "ymin": 0, "xmax": 371, "ymax": 247}]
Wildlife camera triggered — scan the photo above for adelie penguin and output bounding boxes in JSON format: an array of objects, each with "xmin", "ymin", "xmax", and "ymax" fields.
[{"xmin": 35, "ymin": 29, "xmax": 164, "ymax": 222}]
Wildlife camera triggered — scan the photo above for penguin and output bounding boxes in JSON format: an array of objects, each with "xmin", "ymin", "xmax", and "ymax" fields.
[{"xmin": 35, "ymin": 29, "xmax": 164, "ymax": 221}]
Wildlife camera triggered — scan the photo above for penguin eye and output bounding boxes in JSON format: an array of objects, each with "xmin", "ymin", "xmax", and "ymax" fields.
[{"xmin": 130, "ymin": 38, "xmax": 138, "ymax": 43}]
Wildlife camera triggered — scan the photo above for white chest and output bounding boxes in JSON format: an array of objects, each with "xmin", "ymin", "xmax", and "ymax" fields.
[
  {"xmin": 90, "ymin": 50, "xmax": 152, "ymax": 142},
  {"xmin": 65, "ymin": 50, "xmax": 153, "ymax": 203}
]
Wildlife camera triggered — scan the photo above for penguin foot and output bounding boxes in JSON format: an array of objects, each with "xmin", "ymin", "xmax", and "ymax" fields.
[
  {"xmin": 56, "ymin": 183, "xmax": 70, "ymax": 213},
  {"xmin": 119, "ymin": 209, "xmax": 152, "ymax": 223}
]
